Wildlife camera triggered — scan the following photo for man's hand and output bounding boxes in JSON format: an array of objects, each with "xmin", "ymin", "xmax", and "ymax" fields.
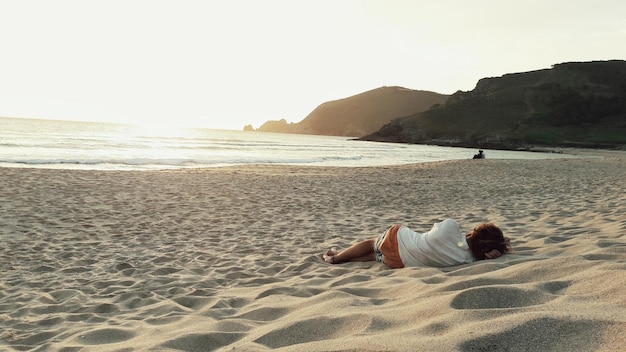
[{"xmin": 484, "ymin": 249, "xmax": 502, "ymax": 259}]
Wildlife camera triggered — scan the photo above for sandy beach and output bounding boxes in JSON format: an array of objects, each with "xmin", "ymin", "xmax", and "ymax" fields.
[{"xmin": 1, "ymin": 154, "xmax": 626, "ymax": 351}]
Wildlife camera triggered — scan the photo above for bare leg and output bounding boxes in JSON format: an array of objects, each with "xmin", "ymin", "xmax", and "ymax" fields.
[{"xmin": 324, "ymin": 238, "xmax": 377, "ymax": 264}]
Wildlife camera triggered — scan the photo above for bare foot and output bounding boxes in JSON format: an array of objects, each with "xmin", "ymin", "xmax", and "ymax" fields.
[{"xmin": 323, "ymin": 247, "xmax": 339, "ymax": 264}]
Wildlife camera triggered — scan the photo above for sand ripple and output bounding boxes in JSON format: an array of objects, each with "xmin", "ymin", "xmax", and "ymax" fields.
[{"xmin": 1, "ymin": 156, "xmax": 626, "ymax": 351}]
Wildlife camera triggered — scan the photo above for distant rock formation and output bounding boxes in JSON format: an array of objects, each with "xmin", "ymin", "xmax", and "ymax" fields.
[{"xmin": 250, "ymin": 86, "xmax": 448, "ymax": 137}]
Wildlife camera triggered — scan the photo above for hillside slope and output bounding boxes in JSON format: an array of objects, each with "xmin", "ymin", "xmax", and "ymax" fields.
[
  {"xmin": 254, "ymin": 86, "xmax": 448, "ymax": 137},
  {"xmin": 361, "ymin": 60, "xmax": 626, "ymax": 149}
]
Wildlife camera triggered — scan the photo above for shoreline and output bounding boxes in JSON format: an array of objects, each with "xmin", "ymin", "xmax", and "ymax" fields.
[
  {"xmin": 0, "ymin": 146, "xmax": 598, "ymax": 172},
  {"xmin": 2, "ymin": 157, "xmax": 626, "ymax": 350}
]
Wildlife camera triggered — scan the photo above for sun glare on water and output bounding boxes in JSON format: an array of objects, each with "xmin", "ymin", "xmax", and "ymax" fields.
[
  {"xmin": 106, "ymin": 123, "xmax": 204, "ymax": 166},
  {"xmin": 129, "ymin": 122, "xmax": 196, "ymax": 139}
]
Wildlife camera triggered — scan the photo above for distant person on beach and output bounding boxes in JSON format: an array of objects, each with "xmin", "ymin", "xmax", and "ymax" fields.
[
  {"xmin": 323, "ymin": 219, "xmax": 511, "ymax": 268},
  {"xmin": 473, "ymin": 150, "xmax": 485, "ymax": 159}
]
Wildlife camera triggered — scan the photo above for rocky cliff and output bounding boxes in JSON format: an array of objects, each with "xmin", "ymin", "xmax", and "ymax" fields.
[
  {"xmin": 361, "ymin": 60, "xmax": 626, "ymax": 150},
  {"xmin": 253, "ymin": 86, "xmax": 448, "ymax": 137}
]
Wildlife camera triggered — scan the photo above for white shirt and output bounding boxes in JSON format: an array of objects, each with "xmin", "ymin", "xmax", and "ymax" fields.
[{"xmin": 396, "ymin": 219, "xmax": 475, "ymax": 267}]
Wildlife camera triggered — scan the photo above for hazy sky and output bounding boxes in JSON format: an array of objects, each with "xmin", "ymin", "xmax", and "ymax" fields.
[{"xmin": 1, "ymin": 0, "xmax": 625, "ymax": 130}]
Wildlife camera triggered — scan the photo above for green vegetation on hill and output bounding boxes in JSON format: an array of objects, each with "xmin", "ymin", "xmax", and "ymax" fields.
[{"xmin": 361, "ymin": 60, "xmax": 626, "ymax": 150}]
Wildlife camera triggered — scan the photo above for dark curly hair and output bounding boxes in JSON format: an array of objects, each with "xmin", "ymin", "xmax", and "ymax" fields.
[{"xmin": 466, "ymin": 223, "xmax": 511, "ymax": 260}]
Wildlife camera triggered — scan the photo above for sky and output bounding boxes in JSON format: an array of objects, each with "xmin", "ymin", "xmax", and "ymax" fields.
[{"xmin": 1, "ymin": 0, "xmax": 625, "ymax": 131}]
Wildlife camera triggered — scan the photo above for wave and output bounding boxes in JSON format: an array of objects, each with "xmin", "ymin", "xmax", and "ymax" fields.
[
  {"xmin": 1, "ymin": 118, "xmax": 578, "ymax": 171},
  {"xmin": 0, "ymin": 154, "xmax": 367, "ymax": 170},
  {"xmin": 1, "ymin": 137, "xmax": 330, "ymax": 151}
]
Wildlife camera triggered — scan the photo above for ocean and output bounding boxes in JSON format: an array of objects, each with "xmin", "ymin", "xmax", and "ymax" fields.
[{"xmin": 0, "ymin": 117, "xmax": 576, "ymax": 171}]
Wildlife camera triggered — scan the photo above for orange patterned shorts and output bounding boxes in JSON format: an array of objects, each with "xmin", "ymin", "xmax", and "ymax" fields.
[{"xmin": 374, "ymin": 225, "xmax": 405, "ymax": 268}]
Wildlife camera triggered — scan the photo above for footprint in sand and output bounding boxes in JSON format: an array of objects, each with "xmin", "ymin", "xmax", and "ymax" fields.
[
  {"xmin": 450, "ymin": 285, "xmax": 557, "ymax": 309},
  {"xmin": 459, "ymin": 318, "xmax": 617, "ymax": 352},
  {"xmin": 161, "ymin": 332, "xmax": 246, "ymax": 351},
  {"xmin": 76, "ymin": 328, "xmax": 135, "ymax": 345},
  {"xmin": 254, "ymin": 315, "xmax": 370, "ymax": 349}
]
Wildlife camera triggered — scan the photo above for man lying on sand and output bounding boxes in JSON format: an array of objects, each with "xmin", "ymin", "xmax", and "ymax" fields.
[{"xmin": 324, "ymin": 219, "xmax": 511, "ymax": 268}]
